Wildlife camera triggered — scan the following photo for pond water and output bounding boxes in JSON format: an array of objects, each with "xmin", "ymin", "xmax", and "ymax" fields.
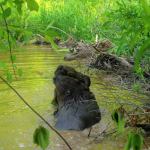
[{"xmin": 0, "ymin": 45, "xmax": 150, "ymax": 150}]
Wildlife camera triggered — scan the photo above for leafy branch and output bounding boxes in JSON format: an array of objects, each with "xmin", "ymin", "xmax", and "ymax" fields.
[{"xmin": 0, "ymin": 4, "xmax": 17, "ymax": 79}]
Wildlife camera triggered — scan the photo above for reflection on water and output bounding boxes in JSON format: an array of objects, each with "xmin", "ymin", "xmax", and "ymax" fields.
[{"xmin": 0, "ymin": 45, "xmax": 149, "ymax": 150}]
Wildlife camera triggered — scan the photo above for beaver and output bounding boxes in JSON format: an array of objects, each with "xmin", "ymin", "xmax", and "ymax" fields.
[
  {"xmin": 53, "ymin": 75, "xmax": 101, "ymax": 131},
  {"xmin": 55, "ymin": 65, "xmax": 91, "ymax": 90}
]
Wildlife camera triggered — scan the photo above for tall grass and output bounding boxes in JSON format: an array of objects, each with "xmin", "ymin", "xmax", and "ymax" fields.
[{"xmin": 27, "ymin": 0, "xmax": 116, "ymax": 42}]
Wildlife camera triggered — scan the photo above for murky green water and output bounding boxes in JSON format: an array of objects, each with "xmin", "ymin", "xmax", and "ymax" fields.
[{"xmin": 0, "ymin": 45, "xmax": 149, "ymax": 150}]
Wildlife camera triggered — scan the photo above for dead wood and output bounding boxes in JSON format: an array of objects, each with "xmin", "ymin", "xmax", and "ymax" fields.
[
  {"xmin": 63, "ymin": 39, "xmax": 134, "ymax": 76},
  {"xmin": 28, "ymin": 34, "xmax": 61, "ymax": 45},
  {"xmin": 90, "ymin": 52, "xmax": 134, "ymax": 76},
  {"xmin": 135, "ymin": 124, "xmax": 150, "ymax": 131},
  {"xmin": 58, "ymin": 37, "xmax": 77, "ymax": 48},
  {"xmin": 93, "ymin": 39, "xmax": 116, "ymax": 52},
  {"xmin": 64, "ymin": 40, "xmax": 97, "ymax": 61},
  {"xmin": 36, "ymin": 34, "xmax": 46, "ymax": 43}
]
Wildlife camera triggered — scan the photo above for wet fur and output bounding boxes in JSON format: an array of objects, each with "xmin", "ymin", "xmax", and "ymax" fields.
[
  {"xmin": 55, "ymin": 65, "xmax": 91, "ymax": 90},
  {"xmin": 53, "ymin": 75, "xmax": 101, "ymax": 131}
]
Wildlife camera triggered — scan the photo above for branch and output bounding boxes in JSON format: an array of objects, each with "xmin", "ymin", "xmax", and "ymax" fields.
[
  {"xmin": 0, "ymin": 4, "xmax": 16, "ymax": 79},
  {"xmin": 8, "ymin": 24, "xmax": 77, "ymax": 41},
  {"xmin": 96, "ymin": 99, "xmax": 150, "ymax": 109},
  {"xmin": 0, "ymin": 75, "xmax": 72, "ymax": 150},
  {"xmin": 49, "ymin": 26, "xmax": 76, "ymax": 41},
  {"xmin": 127, "ymin": 112, "xmax": 150, "ymax": 116}
]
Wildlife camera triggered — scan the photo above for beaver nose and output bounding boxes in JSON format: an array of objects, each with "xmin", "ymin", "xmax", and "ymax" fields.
[
  {"xmin": 53, "ymin": 76, "xmax": 57, "ymax": 81},
  {"xmin": 58, "ymin": 65, "xmax": 63, "ymax": 69}
]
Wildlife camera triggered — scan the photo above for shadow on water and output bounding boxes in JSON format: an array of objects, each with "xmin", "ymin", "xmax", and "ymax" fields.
[{"xmin": 0, "ymin": 45, "xmax": 150, "ymax": 150}]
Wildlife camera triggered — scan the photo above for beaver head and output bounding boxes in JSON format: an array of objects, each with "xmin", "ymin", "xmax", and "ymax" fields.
[
  {"xmin": 53, "ymin": 75, "xmax": 84, "ymax": 103},
  {"xmin": 54, "ymin": 65, "xmax": 77, "ymax": 78},
  {"xmin": 55, "ymin": 65, "xmax": 67, "ymax": 76}
]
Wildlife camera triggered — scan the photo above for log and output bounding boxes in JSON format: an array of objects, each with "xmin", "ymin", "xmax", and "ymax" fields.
[{"xmin": 91, "ymin": 52, "xmax": 134, "ymax": 74}]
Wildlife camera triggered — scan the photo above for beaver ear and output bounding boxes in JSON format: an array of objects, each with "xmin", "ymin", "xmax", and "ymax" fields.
[
  {"xmin": 67, "ymin": 72, "xmax": 70, "ymax": 75},
  {"xmin": 58, "ymin": 65, "xmax": 63, "ymax": 69}
]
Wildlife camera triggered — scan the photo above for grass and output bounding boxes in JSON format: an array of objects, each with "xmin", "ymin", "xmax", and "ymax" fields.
[
  {"xmin": 26, "ymin": 0, "xmax": 117, "ymax": 42},
  {"xmin": 1, "ymin": 0, "xmax": 149, "ymax": 74}
]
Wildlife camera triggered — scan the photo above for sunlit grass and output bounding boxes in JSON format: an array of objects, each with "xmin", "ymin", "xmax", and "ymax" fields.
[{"xmin": 27, "ymin": 0, "xmax": 116, "ymax": 41}]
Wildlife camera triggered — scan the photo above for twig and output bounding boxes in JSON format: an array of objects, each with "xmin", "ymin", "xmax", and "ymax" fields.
[
  {"xmin": 49, "ymin": 26, "xmax": 76, "ymax": 41},
  {"xmin": 0, "ymin": 4, "xmax": 17, "ymax": 79},
  {"xmin": 126, "ymin": 112, "xmax": 150, "ymax": 116},
  {"xmin": 0, "ymin": 75, "xmax": 72, "ymax": 150},
  {"xmin": 8, "ymin": 24, "xmax": 77, "ymax": 42},
  {"xmin": 143, "ymin": 139, "xmax": 149, "ymax": 149},
  {"xmin": 93, "ymin": 121, "xmax": 112, "ymax": 141},
  {"xmin": 96, "ymin": 99, "xmax": 150, "ymax": 108}
]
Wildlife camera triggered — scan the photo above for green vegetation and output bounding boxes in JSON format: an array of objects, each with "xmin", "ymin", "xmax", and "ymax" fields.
[
  {"xmin": 0, "ymin": 0, "xmax": 149, "ymax": 149},
  {"xmin": 111, "ymin": 106, "xmax": 125, "ymax": 133},
  {"xmin": 0, "ymin": 0, "xmax": 150, "ymax": 83},
  {"xmin": 124, "ymin": 131, "xmax": 143, "ymax": 150},
  {"xmin": 33, "ymin": 126, "xmax": 50, "ymax": 150}
]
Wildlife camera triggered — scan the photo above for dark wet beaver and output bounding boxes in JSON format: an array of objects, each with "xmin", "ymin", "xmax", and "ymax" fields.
[
  {"xmin": 53, "ymin": 75, "xmax": 101, "ymax": 131},
  {"xmin": 54, "ymin": 65, "xmax": 91, "ymax": 91}
]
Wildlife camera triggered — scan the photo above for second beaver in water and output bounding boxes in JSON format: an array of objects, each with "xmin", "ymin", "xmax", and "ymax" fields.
[{"xmin": 53, "ymin": 75, "xmax": 101, "ymax": 131}]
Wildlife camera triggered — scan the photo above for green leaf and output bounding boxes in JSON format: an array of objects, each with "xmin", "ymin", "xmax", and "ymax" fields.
[
  {"xmin": 11, "ymin": 37, "xmax": 18, "ymax": 48},
  {"xmin": 140, "ymin": 0, "xmax": 150, "ymax": 17},
  {"xmin": 45, "ymin": 35, "xmax": 58, "ymax": 52},
  {"xmin": 11, "ymin": 64, "xmax": 17, "ymax": 68},
  {"xmin": 8, "ymin": 25, "xmax": 20, "ymax": 30},
  {"xmin": 109, "ymin": 47, "xmax": 116, "ymax": 54},
  {"xmin": 0, "ymin": 13, "xmax": 3, "ymax": 21},
  {"xmin": 112, "ymin": 106, "xmax": 125, "ymax": 133},
  {"xmin": 0, "ymin": 61, "xmax": 7, "ymax": 69},
  {"xmin": 26, "ymin": 0, "xmax": 39, "ymax": 12},
  {"xmin": 116, "ymin": 45, "xmax": 125, "ymax": 56},
  {"xmin": 17, "ymin": 6, "xmax": 23, "ymax": 16},
  {"xmin": 44, "ymin": 31, "xmax": 59, "ymax": 37},
  {"xmin": 19, "ymin": 41, "xmax": 26, "ymax": 48},
  {"xmin": 0, "ymin": 42, "xmax": 8, "ymax": 52},
  {"xmin": 0, "ymin": 0, "xmax": 8, "ymax": 5},
  {"xmin": 8, "ymin": 0, "xmax": 13, "ymax": 5},
  {"xmin": 103, "ymin": 21, "xmax": 111, "ymax": 28},
  {"xmin": 18, "ymin": 68, "xmax": 23, "ymax": 76},
  {"xmin": 134, "ymin": 38, "xmax": 150, "ymax": 70},
  {"xmin": 131, "ymin": 133, "xmax": 143, "ymax": 150},
  {"xmin": 117, "ymin": 106, "xmax": 125, "ymax": 133},
  {"xmin": 33, "ymin": 126, "xmax": 49, "ymax": 150},
  {"xmin": 125, "ymin": 18, "xmax": 143, "ymax": 23},
  {"xmin": 134, "ymin": 21, "xmax": 138, "ymax": 30},
  {"xmin": 15, "ymin": 49, "xmax": 25, "ymax": 52},
  {"xmin": 123, "ymin": 29, "xmax": 135, "ymax": 36},
  {"xmin": 112, "ymin": 109, "xmax": 119, "ymax": 125},
  {"xmin": 2, "ymin": 7, "xmax": 11, "ymax": 19},
  {"xmin": 116, "ymin": 1, "xmax": 122, "ymax": 6},
  {"xmin": 124, "ymin": 132, "xmax": 133, "ymax": 150},
  {"xmin": 13, "ymin": 0, "xmax": 24, "ymax": 5},
  {"xmin": 0, "ymin": 29, "xmax": 3, "ymax": 37},
  {"xmin": 130, "ymin": 29, "xmax": 142, "ymax": 54},
  {"xmin": 7, "ymin": 72, "xmax": 13, "ymax": 83},
  {"xmin": 121, "ymin": 0, "xmax": 126, "ymax": 7},
  {"xmin": 45, "ymin": 22, "xmax": 54, "ymax": 31},
  {"xmin": 11, "ymin": 54, "xmax": 16, "ymax": 62},
  {"xmin": 117, "ymin": 114, "xmax": 125, "ymax": 133},
  {"xmin": 24, "ymin": 33, "xmax": 30, "ymax": 43}
]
